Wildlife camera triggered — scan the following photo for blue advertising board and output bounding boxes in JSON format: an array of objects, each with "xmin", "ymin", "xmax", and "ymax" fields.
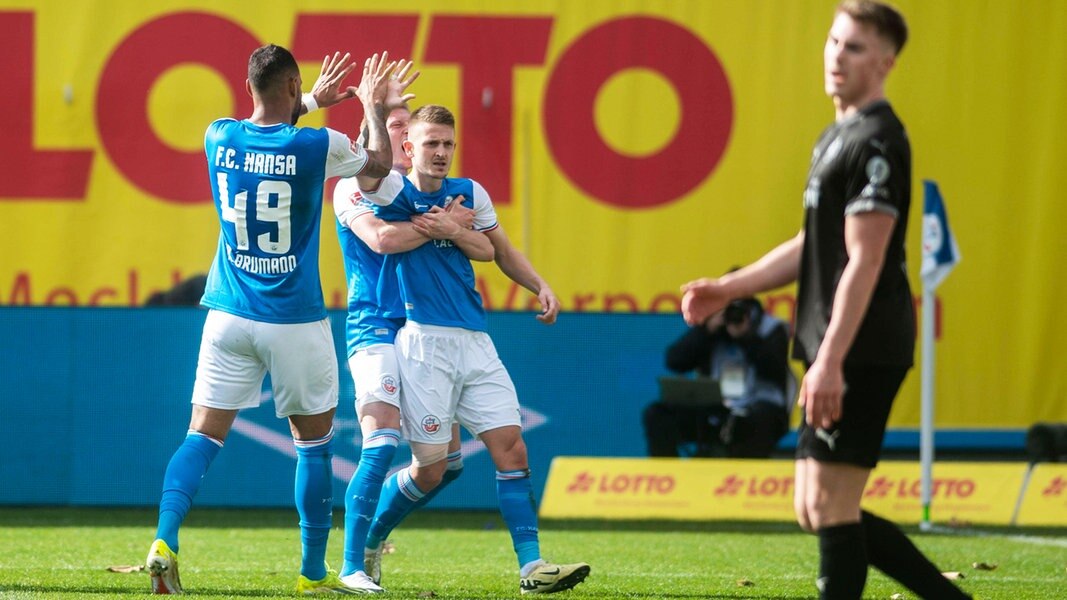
[
  {"xmin": 0, "ymin": 308, "xmax": 1024, "ymax": 509},
  {"xmin": 0, "ymin": 308, "xmax": 681, "ymax": 509}
]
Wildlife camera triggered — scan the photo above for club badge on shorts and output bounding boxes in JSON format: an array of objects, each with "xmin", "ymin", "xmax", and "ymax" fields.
[
  {"xmin": 380, "ymin": 375, "xmax": 398, "ymax": 395},
  {"xmin": 421, "ymin": 415, "xmax": 441, "ymax": 434}
]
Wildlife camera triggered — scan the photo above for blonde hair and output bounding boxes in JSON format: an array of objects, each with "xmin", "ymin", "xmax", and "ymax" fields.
[{"xmin": 410, "ymin": 104, "xmax": 455, "ymax": 128}]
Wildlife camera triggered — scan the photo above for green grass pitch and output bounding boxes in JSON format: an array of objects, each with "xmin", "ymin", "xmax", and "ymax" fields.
[{"xmin": 0, "ymin": 507, "xmax": 1064, "ymax": 598}]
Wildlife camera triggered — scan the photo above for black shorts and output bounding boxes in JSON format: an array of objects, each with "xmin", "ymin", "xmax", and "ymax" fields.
[{"xmin": 795, "ymin": 364, "xmax": 909, "ymax": 468}]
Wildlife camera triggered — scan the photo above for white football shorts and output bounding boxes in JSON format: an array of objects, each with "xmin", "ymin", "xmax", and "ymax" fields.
[
  {"xmin": 348, "ymin": 343, "xmax": 401, "ymax": 409},
  {"xmin": 191, "ymin": 310, "xmax": 339, "ymax": 418},
  {"xmin": 395, "ymin": 322, "xmax": 521, "ymax": 445}
]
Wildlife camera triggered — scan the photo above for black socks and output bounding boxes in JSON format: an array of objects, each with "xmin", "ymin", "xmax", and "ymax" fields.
[
  {"xmin": 818, "ymin": 521, "xmax": 868, "ymax": 599},
  {"xmin": 861, "ymin": 510, "xmax": 972, "ymax": 599}
]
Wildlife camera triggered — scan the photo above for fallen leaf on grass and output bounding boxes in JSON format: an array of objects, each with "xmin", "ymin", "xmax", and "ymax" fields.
[
  {"xmin": 942, "ymin": 571, "xmax": 965, "ymax": 580},
  {"xmin": 417, "ymin": 591, "xmax": 437, "ymax": 598},
  {"xmin": 972, "ymin": 561, "xmax": 998, "ymax": 571},
  {"xmin": 106, "ymin": 565, "xmax": 144, "ymax": 573},
  {"xmin": 736, "ymin": 578, "xmax": 754, "ymax": 587},
  {"xmin": 890, "ymin": 594, "xmax": 906, "ymax": 600}
]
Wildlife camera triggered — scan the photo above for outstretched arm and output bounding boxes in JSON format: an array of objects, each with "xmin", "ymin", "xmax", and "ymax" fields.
[
  {"xmin": 680, "ymin": 231, "xmax": 804, "ymax": 326},
  {"xmin": 353, "ymin": 53, "xmax": 397, "ymax": 181},
  {"xmin": 484, "ymin": 226, "xmax": 559, "ymax": 324}
]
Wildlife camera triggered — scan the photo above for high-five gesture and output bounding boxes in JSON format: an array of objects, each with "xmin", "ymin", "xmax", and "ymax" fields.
[
  {"xmin": 385, "ymin": 59, "xmax": 420, "ymax": 111},
  {"xmin": 355, "ymin": 52, "xmax": 395, "ymax": 109},
  {"xmin": 355, "ymin": 52, "xmax": 420, "ymax": 189},
  {"xmin": 307, "ymin": 52, "xmax": 359, "ymax": 110}
]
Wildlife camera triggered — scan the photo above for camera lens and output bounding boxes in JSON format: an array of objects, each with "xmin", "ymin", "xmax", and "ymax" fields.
[{"xmin": 724, "ymin": 302, "xmax": 746, "ymax": 324}]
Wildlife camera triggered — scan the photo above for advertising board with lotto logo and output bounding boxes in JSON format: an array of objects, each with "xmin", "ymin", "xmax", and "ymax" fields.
[
  {"xmin": 857, "ymin": 462, "xmax": 1027, "ymax": 525},
  {"xmin": 540, "ymin": 457, "xmax": 797, "ymax": 521},
  {"xmin": 1014, "ymin": 464, "xmax": 1067, "ymax": 527},
  {"xmin": 541, "ymin": 458, "xmax": 1031, "ymax": 525}
]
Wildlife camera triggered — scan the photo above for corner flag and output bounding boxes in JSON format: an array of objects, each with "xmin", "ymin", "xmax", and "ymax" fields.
[{"xmin": 920, "ymin": 180, "xmax": 960, "ymax": 290}]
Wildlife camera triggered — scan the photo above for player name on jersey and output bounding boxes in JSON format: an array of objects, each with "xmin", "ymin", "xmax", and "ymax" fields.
[
  {"xmin": 226, "ymin": 244, "xmax": 298, "ymax": 275},
  {"xmin": 213, "ymin": 146, "xmax": 297, "ymax": 176}
]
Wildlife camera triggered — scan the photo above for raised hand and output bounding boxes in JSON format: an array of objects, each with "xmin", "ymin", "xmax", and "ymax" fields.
[
  {"xmin": 385, "ymin": 59, "xmax": 420, "ymax": 111},
  {"xmin": 355, "ymin": 52, "xmax": 396, "ymax": 109},
  {"xmin": 308, "ymin": 52, "xmax": 358, "ymax": 109}
]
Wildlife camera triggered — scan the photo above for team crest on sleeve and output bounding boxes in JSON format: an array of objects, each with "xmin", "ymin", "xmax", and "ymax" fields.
[
  {"xmin": 348, "ymin": 191, "xmax": 363, "ymax": 206},
  {"xmin": 380, "ymin": 374, "xmax": 398, "ymax": 395},
  {"xmin": 865, "ymin": 155, "xmax": 890, "ymax": 184},
  {"xmin": 421, "ymin": 415, "xmax": 441, "ymax": 434}
]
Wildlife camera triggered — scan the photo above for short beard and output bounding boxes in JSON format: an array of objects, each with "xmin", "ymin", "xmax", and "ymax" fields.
[{"xmin": 290, "ymin": 99, "xmax": 301, "ymax": 126}]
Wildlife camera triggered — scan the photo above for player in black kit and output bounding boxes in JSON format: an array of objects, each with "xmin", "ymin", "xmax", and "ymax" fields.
[{"xmin": 681, "ymin": 2, "xmax": 971, "ymax": 599}]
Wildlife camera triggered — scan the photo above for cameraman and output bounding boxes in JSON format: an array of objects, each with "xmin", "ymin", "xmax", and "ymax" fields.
[{"xmin": 643, "ymin": 297, "xmax": 792, "ymax": 458}]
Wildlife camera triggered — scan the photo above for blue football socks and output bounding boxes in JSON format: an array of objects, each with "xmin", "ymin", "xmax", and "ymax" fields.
[
  {"xmin": 365, "ymin": 466, "xmax": 426, "ymax": 550},
  {"xmin": 369, "ymin": 446, "xmax": 465, "ymax": 550},
  {"xmin": 341, "ymin": 428, "xmax": 400, "ymax": 576},
  {"xmin": 156, "ymin": 431, "xmax": 223, "ymax": 553},
  {"xmin": 364, "ymin": 450, "xmax": 464, "ymax": 551},
  {"xmin": 496, "ymin": 469, "xmax": 541, "ymax": 571},
  {"xmin": 294, "ymin": 430, "xmax": 335, "ymax": 581}
]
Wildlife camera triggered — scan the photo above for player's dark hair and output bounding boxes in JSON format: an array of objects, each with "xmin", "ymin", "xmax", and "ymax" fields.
[
  {"xmin": 410, "ymin": 105, "xmax": 455, "ymax": 128},
  {"xmin": 247, "ymin": 44, "xmax": 299, "ymax": 94},
  {"xmin": 837, "ymin": 0, "xmax": 908, "ymax": 55}
]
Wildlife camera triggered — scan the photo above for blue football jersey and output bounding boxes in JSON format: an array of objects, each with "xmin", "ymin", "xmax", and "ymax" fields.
[
  {"xmin": 362, "ymin": 172, "xmax": 498, "ymax": 331},
  {"xmin": 201, "ymin": 118, "xmax": 367, "ymax": 324},
  {"xmin": 333, "ymin": 176, "xmax": 405, "ymax": 356}
]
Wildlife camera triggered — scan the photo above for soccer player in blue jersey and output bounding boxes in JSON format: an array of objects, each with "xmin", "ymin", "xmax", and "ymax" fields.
[
  {"xmin": 332, "ymin": 106, "xmax": 493, "ymax": 592},
  {"xmin": 357, "ymin": 104, "xmax": 589, "ymax": 595},
  {"xmin": 145, "ymin": 45, "xmax": 416, "ymax": 595}
]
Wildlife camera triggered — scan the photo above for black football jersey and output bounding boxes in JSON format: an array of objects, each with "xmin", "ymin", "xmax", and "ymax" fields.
[{"xmin": 793, "ymin": 100, "xmax": 915, "ymax": 367}]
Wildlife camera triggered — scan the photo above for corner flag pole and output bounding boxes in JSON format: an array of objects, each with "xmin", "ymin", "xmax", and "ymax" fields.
[
  {"xmin": 918, "ymin": 180, "xmax": 960, "ymax": 532},
  {"xmin": 919, "ymin": 282, "xmax": 936, "ymax": 531}
]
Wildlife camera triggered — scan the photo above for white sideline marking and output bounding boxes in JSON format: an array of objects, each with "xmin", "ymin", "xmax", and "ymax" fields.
[{"xmin": 924, "ymin": 524, "xmax": 1067, "ymax": 548}]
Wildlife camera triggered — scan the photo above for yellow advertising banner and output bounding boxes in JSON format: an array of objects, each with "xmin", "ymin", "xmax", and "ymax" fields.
[
  {"xmin": 1015, "ymin": 464, "xmax": 1067, "ymax": 527},
  {"xmin": 540, "ymin": 457, "xmax": 795, "ymax": 521},
  {"xmin": 1, "ymin": 1, "xmax": 1065, "ymax": 429},
  {"xmin": 859, "ymin": 462, "xmax": 1026, "ymax": 526},
  {"xmin": 541, "ymin": 457, "xmax": 1029, "ymax": 525}
]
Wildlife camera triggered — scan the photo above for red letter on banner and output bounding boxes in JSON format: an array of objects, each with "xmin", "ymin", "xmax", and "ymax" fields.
[
  {"xmin": 544, "ymin": 17, "xmax": 733, "ymax": 209},
  {"xmin": 424, "ymin": 16, "xmax": 553, "ymax": 205},
  {"xmin": 0, "ymin": 12, "xmax": 93, "ymax": 200},
  {"xmin": 97, "ymin": 13, "xmax": 259, "ymax": 203},
  {"xmin": 292, "ymin": 14, "xmax": 419, "ymax": 136}
]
